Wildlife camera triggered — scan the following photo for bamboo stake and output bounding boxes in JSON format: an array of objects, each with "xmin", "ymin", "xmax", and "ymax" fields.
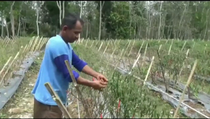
[
  {"xmin": 44, "ymin": 82, "xmax": 72, "ymax": 118},
  {"xmin": 173, "ymin": 60, "xmax": 198, "ymax": 118},
  {"xmin": 77, "ymin": 94, "xmax": 80, "ymax": 118},
  {"xmin": 26, "ymin": 37, "xmax": 35, "ymax": 52},
  {"xmin": 35, "ymin": 37, "xmax": 43, "ymax": 51},
  {"xmin": 131, "ymin": 53, "xmax": 141, "ymax": 71},
  {"xmin": 111, "ymin": 47, "xmax": 117, "ymax": 58},
  {"xmin": 177, "ymin": 49, "xmax": 190, "ymax": 83},
  {"xmin": 181, "ymin": 41, "xmax": 187, "ymax": 51},
  {"xmin": 142, "ymin": 43, "xmax": 148, "ymax": 66},
  {"xmin": 98, "ymin": 42, "xmax": 103, "ymax": 51},
  {"xmin": 103, "ymin": 41, "xmax": 110, "ymax": 54},
  {"xmin": 31, "ymin": 37, "xmax": 39, "ymax": 52},
  {"xmin": 168, "ymin": 39, "xmax": 173, "ymax": 55},
  {"xmin": 85, "ymin": 39, "xmax": 89, "ymax": 47},
  {"xmin": 143, "ymin": 56, "xmax": 155, "ymax": 85},
  {"xmin": 158, "ymin": 44, "xmax": 162, "ymax": 52},
  {"xmin": 0, "ymin": 56, "xmax": 12, "ymax": 76},
  {"xmin": 90, "ymin": 40, "xmax": 95, "ymax": 47},
  {"xmin": 165, "ymin": 39, "xmax": 168, "ymax": 44},
  {"xmin": 124, "ymin": 40, "xmax": 131, "ymax": 55},
  {"xmin": 0, "ymin": 52, "xmax": 19, "ymax": 85},
  {"xmin": 39, "ymin": 38, "xmax": 48, "ymax": 51},
  {"xmin": 64, "ymin": 60, "xmax": 91, "ymax": 117},
  {"xmin": 128, "ymin": 40, "xmax": 135, "ymax": 56},
  {"xmin": 30, "ymin": 36, "xmax": 38, "ymax": 52}
]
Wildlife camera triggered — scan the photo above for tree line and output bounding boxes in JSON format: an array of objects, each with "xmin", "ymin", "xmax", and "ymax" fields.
[{"xmin": 1, "ymin": 1, "xmax": 209, "ymax": 40}]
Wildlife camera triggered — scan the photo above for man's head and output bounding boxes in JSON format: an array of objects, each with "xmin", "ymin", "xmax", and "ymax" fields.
[{"xmin": 60, "ymin": 13, "xmax": 84, "ymax": 43}]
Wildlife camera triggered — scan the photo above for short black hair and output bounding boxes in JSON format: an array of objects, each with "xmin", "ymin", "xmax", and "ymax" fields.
[{"xmin": 61, "ymin": 13, "xmax": 84, "ymax": 29}]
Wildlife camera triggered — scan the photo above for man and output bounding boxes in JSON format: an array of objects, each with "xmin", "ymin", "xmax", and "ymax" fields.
[{"xmin": 32, "ymin": 13, "xmax": 108, "ymax": 118}]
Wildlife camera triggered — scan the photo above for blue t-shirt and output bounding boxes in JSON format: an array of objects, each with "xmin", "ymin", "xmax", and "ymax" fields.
[{"xmin": 32, "ymin": 35, "xmax": 87, "ymax": 105}]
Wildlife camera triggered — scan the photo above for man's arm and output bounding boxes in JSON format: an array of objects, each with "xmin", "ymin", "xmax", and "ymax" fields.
[
  {"xmin": 72, "ymin": 50, "xmax": 99, "ymax": 78},
  {"xmin": 54, "ymin": 54, "xmax": 107, "ymax": 89},
  {"xmin": 77, "ymin": 76, "xmax": 107, "ymax": 89},
  {"xmin": 48, "ymin": 40, "xmax": 104, "ymax": 87},
  {"xmin": 54, "ymin": 54, "xmax": 80, "ymax": 82},
  {"xmin": 81, "ymin": 65, "xmax": 99, "ymax": 78}
]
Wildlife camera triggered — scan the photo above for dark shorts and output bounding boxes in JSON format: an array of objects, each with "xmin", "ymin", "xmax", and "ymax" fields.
[{"xmin": 33, "ymin": 98, "xmax": 62, "ymax": 118}]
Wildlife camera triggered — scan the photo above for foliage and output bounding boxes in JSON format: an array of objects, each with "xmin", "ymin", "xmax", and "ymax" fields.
[{"xmin": 0, "ymin": 1, "xmax": 209, "ymax": 39}]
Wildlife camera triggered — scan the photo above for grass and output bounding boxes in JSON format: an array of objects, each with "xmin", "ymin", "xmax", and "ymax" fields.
[{"xmin": 0, "ymin": 37, "xmax": 30, "ymax": 69}]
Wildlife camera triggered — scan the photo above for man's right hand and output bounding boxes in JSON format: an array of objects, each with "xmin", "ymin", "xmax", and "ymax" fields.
[{"xmin": 91, "ymin": 79, "xmax": 107, "ymax": 90}]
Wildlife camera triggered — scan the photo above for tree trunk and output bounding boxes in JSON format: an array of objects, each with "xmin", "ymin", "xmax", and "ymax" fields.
[
  {"xmin": 56, "ymin": 1, "xmax": 62, "ymax": 26},
  {"xmin": 10, "ymin": 1, "xmax": 15, "ymax": 38},
  {"xmin": 17, "ymin": 2, "xmax": 23, "ymax": 36},
  {"xmin": 158, "ymin": 2, "xmax": 163, "ymax": 39},
  {"xmin": 36, "ymin": 3, "xmax": 40, "ymax": 36},
  {"xmin": 98, "ymin": 1, "xmax": 104, "ymax": 40},
  {"xmin": 17, "ymin": 17, "xmax": 21, "ymax": 36},
  {"xmin": 62, "ymin": 1, "xmax": 65, "ymax": 19},
  {"xmin": 5, "ymin": 21, "xmax": 9, "ymax": 37},
  {"xmin": 78, "ymin": 1, "xmax": 83, "ymax": 42},
  {"xmin": 1, "ymin": 10, "xmax": 4, "ymax": 37}
]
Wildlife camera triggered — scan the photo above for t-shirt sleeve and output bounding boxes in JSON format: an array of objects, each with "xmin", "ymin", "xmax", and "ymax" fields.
[
  {"xmin": 49, "ymin": 42, "xmax": 79, "ymax": 82},
  {"xmin": 72, "ymin": 50, "xmax": 88, "ymax": 72}
]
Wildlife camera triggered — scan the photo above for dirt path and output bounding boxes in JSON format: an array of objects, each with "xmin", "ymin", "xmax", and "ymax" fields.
[{"xmin": 0, "ymin": 56, "xmax": 42, "ymax": 118}]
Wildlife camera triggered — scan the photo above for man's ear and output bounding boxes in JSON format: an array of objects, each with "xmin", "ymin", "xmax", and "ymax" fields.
[{"xmin": 62, "ymin": 25, "xmax": 68, "ymax": 32}]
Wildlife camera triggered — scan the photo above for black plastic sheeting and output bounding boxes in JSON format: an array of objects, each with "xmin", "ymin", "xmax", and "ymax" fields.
[
  {"xmin": 0, "ymin": 52, "xmax": 40, "ymax": 109},
  {"xmin": 194, "ymin": 75, "xmax": 210, "ymax": 83}
]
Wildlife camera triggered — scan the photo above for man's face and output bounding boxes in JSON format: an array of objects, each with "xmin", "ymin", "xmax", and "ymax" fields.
[{"xmin": 63, "ymin": 21, "xmax": 83, "ymax": 43}]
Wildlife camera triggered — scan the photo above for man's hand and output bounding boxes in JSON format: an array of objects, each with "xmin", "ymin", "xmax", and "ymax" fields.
[
  {"xmin": 91, "ymin": 79, "xmax": 107, "ymax": 90},
  {"xmin": 81, "ymin": 66, "xmax": 108, "ymax": 84},
  {"xmin": 77, "ymin": 76, "xmax": 107, "ymax": 91},
  {"xmin": 95, "ymin": 73, "xmax": 108, "ymax": 85}
]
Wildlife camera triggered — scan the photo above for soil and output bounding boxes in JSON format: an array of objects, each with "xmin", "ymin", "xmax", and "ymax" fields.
[{"xmin": 185, "ymin": 101, "xmax": 210, "ymax": 117}]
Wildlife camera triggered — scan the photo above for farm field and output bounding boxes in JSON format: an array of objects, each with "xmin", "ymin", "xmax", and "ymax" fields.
[{"xmin": 0, "ymin": 37, "xmax": 210, "ymax": 118}]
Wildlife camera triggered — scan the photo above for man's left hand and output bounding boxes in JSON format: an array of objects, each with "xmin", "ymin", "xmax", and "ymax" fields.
[{"xmin": 95, "ymin": 73, "xmax": 108, "ymax": 84}]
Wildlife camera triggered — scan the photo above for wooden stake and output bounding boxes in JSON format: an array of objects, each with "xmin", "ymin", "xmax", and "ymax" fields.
[
  {"xmin": 173, "ymin": 60, "xmax": 198, "ymax": 118},
  {"xmin": 143, "ymin": 56, "xmax": 155, "ymax": 85},
  {"xmin": 98, "ymin": 42, "xmax": 103, "ymax": 51},
  {"xmin": 131, "ymin": 53, "xmax": 141, "ymax": 70},
  {"xmin": 128, "ymin": 40, "xmax": 135, "ymax": 56},
  {"xmin": 181, "ymin": 41, "xmax": 187, "ymax": 51},
  {"xmin": 177, "ymin": 49, "xmax": 190, "ymax": 83},
  {"xmin": 137, "ymin": 41, "xmax": 145, "ymax": 58},
  {"xmin": 64, "ymin": 60, "xmax": 91, "ymax": 117},
  {"xmin": 44, "ymin": 82, "xmax": 72, "ymax": 118},
  {"xmin": 0, "ymin": 52, "xmax": 20, "ymax": 85},
  {"xmin": 168, "ymin": 39, "xmax": 173, "ymax": 55},
  {"xmin": 158, "ymin": 44, "xmax": 162, "ymax": 52},
  {"xmin": 0, "ymin": 56, "xmax": 12, "ymax": 76},
  {"xmin": 142, "ymin": 43, "xmax": 148, "ymax": 66}
]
